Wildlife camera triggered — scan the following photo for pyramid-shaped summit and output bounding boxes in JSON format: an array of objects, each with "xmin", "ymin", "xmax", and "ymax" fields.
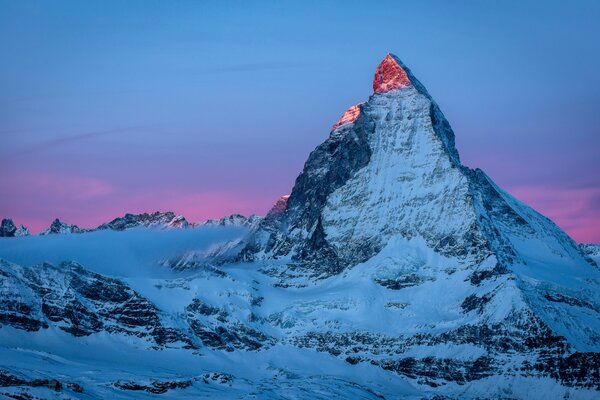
[
  {"xmin": 373, "ymin": 53, "xmax": 413, "ymax": 93},
  {"xmin": 244, "ymin": 53, "xmax": 592, "ymax": 276},
  {"xmin": 236, "ymin": 54, "xmax": 599, "ymax": 383}
]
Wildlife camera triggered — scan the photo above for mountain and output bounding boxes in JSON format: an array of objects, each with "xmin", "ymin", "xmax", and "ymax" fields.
[
  {"xmin": 39, "ymin": 218, "xmax": 88, "ymax": 235},
  {"xmin": 0, "ymin": 219, "xmax": 29, "ymax": 237},
  {"xmin": 96, "ymin": 211, "xmax": 190, "ymax": 231},
  {"xmin": 580, "ymin": 243, "xmax": 600, "ymax": 265},
  {"xmin": 35, "ymin": 212, "xmax": 190, "ymax": 236},
  {"xmin": 0, "ymin": 54, "xmax": 598, "ymax": 399},
  {"xmin": 203, "ymin": 213, "xmax": 262, "ymax": 228},
  {"xmin": 235, "ymin": 52, "xmax": 600, "ymax": 386},
  {"xmin": 241, "ymin": 53, "xmax": 593, "ymax": 277}
]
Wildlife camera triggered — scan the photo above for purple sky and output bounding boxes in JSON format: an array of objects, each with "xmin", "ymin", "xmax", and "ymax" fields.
[{"xmin": 1, "ymin": 1, "xmax": 599, "ymax": 243}]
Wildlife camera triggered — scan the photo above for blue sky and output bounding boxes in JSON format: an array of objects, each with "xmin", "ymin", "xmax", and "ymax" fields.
[{"xmin": 0, "ymin": 0, "xmax": 599, "ymax": 241}]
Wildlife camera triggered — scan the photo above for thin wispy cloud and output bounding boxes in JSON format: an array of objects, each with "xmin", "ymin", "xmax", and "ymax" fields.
[
  {"xmin": 5, "ymin": 126, "xmax": 149, "ymax": 158},
  {"xmin": 203, "ymin": 61, "xmax": 312, "ymax": 74}
]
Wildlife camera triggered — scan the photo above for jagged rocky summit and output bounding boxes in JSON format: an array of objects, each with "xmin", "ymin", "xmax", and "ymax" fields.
[
  {"xmin": 0, "ymin": 54, "xmax": 599, "ymax": 399},
  {"xmin": 203, "ymin": 213, "xmax": 262, "ymax": 228},
  {"xmin": 39, "ymin": 218, "xmax": 88, "ymax": 235},
  {"xmin": 0, "ymin": 219, "xmax": 29, "ymax": 237},
  {"xmin": 27, "ymin": 212, "xmax": 264, "ymax": 236},
  {"xmin": 96, "ymin": 211, "xmax": 190, "ymax": 231},
  {"xmin": 32, "ymin": 211, "xmax": 191, "ymax": 236}
]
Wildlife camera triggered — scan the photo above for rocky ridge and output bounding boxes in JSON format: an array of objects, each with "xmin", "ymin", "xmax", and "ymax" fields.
[{"xmin": 0, "ymin": 219, "xmax": 29, "ymax": 237}]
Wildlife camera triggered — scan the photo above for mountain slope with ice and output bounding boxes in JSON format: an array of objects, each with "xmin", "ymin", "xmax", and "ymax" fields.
[{"xmin": 0, "ymin": 54, "xmax": 598, "ymax": 399}]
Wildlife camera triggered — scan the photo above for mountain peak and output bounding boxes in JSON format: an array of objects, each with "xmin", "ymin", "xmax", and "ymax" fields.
[
  {"xmin": 373, "ymin": 53, "xmax": 412, "ymax": 93},
  {"xmin": 332, "ymin": 103, "xmax": 362, "ymax": 130},
  {"xmin": 96, "ymin": 211, "xmax": 188, "ymax": 231},
  {"xmin": 266, "ymin": 194, "xmax": 289, "ymax": 219},
  {"xmin": 0, "ymin": 218, "xmax": 30, "ymax": 237},
  {"xmin": 40, "ymin": 218, "xmax": 86, "ymax": 235}
]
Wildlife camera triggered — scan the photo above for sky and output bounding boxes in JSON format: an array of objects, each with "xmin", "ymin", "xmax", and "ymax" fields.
[{"xmin": 0, "ymin": 0, "xmax": 599, "ymax": 243}]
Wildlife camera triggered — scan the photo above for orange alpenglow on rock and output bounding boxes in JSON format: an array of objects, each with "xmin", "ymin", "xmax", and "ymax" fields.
[
  {"xmin": 267, "ymin": 194, "xmax": 290, "ymax": 218},
  {"xmin": 373, "ymin": 53, "xmax": 412, "ymax": 93},
  {"xmin": 332, "ymin": 103, "xmax": 362, "ymax": 130}
]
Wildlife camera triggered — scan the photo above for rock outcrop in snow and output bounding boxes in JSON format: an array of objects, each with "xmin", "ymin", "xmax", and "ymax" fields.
[
  {"xmin": 39, "ymin": 219, "xmax": 87, "ymax": 235},
  {"xmin": 580, "ymin": 243, "xmax": 600, "ymax": 265},
  {"xmin": 0, "ymin": 219, "xmax": 29, "ymax": 237}
]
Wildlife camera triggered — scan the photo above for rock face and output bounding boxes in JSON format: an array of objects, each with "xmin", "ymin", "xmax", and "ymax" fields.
[
  {"xmin": 0, "ymin": 219, "xmax": 29, "ymax": 237},
  {"xmin": 332, "ymin": 103, "xmax": 362, "ymax": 130},
  {"xmin": 96, "ymin": 211, "xmax": 189, "ymax": 231},
  {"xmin": 40, "ymin": 218, "xmax": 87, "ymax": 235},
  {"xmin": 0, "ymin": 259, "xmax": 193, "ymax": 347},
  {"xmin": 373, "ymin": 53, "xmax": 413, "ymax": 93},
  {"xmin": 0, "ymin": 219, "xmax": 17, "ymax": 237}
]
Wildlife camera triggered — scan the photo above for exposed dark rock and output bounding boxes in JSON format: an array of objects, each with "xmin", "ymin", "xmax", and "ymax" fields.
[
  {"xmin": 201, "ymin": 372, "xmax": 233, "ymax": 385},
  {"xmin": 543, "ymin": 292, "xmax": 597, "ymax": 312},
  {"xmin": 378, "ymin": 356, "xmax": 494, "ymax": 386},
  {"xmin": 0, "ymin": 370, "xmax": 62, "ymax": 392},
  {"xmin": 0, "ymin": 260, "xmax": 194, "ymax": 348},
  {"xmin": 0, "ymin": 219, "xmax": 17, "ymax": 237},
  {"xmin": 67, "ymin": 383, "xmax": 84, "ymax": 393},
  {"xmin": 114, "ymin": 379, "xmax": 192, "ymax": 394},
  {"xmin": 461, "ymin": 293, "xmax": 492, "ymax": 313},
  {"xmin": 467, "ymin": 264, "xmax": 509, "ymax": 285},
  {"xmin": 186, "ymin": 298, "xmax": 275, "ymax": 351},
  {"xmin": 374, "ymin": 274, "xmax": 426, "ymax": 290}
]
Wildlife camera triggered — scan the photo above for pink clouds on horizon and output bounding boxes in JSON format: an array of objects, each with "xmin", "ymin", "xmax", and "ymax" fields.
[
  {"xmin": 0, "ymin": 171, "xmax": 284, "ymax": 234},
  {"xmin": 1, "ymin": 171, "xmax": 598, "ymax": 244},
  {"xmin": 506, "ymin": 185, "xmax": 600, "ymax": 244}
]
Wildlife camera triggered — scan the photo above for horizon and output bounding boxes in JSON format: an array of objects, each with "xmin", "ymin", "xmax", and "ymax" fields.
[{"xmin": 1, "ymin": 1, "xmax": 599, "ymax": 242}]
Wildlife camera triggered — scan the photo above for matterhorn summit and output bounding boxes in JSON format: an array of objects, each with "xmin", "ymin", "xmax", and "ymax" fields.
[
  {"xmin": 243, "ymin": 53, "xmax": 590, "ymax": 275},
  {"xmin": 373, "ymin": 53, "xmax": 413, "ymax": 93}
]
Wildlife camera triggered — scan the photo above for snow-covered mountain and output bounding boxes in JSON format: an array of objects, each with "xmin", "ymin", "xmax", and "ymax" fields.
[
  {"xmin": 34, "ymin": 212, "xmax": 191, "ymax": 236},
  {"xmin": 203, "ymin": 214, "xmax": 262, "ymax": 228},
  {"xmin": 96, "ymin": 211, "xmax": 190, "ymax": 231},
  {"xmin": 39, "ymin": 218, "xmax": 88, "ymax": 235},
  {"xmin": 0, "ymin": 219, "xmax": 29, "ymax": 237},
  {"xmin": 0, "ymin": 54, "xmax": 598, "ymax": 399}
]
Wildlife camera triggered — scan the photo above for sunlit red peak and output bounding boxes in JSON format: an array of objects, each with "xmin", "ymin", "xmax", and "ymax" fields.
[
  {"xmin": 267, "ymin": 194, "xmax": 289, "ymax": 218},
  {"xmin": 332, "ymin": 103, "xmax": 362, "ymax": 130},
  {"xmin": 373, "ymin": 53, "xmax": 411, "ymax": 93}
]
